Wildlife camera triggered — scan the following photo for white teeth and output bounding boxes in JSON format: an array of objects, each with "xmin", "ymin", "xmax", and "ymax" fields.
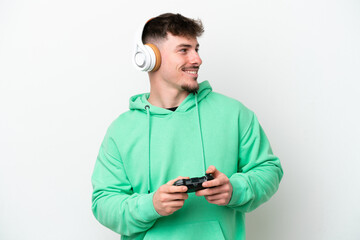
[{"xmin": 185, "ymin": 71, "xmax": 197, "ymax": 74}]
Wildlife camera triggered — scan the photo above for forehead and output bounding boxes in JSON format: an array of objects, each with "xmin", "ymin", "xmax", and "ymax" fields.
[{"xmin": 161, "ymin": 33, "xmax": 199, "ymax": 48}]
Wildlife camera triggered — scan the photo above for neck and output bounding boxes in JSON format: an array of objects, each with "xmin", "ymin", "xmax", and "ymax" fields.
[{"xmin": 147, "ymin": 79, "xmax": 190, "ymax": 109}]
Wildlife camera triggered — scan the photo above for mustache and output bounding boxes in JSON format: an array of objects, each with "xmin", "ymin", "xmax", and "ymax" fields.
[{"xmin": 182, "ymin": 66, "xmax": 200, "ymax": 70}]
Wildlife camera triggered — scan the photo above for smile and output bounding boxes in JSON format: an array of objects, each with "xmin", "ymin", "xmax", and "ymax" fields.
[
  {"xmin": 182, "ymin": 68, "xmax": 199, "ymax": 76},
  {"xmin": 184, "ymin": 70, "xmax": 198, "ymax": 74}
]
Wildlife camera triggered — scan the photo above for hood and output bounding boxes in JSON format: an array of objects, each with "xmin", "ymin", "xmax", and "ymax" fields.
[{"xmin": 129, "ymin": 81, "xmax": 212, "ymax": 115}]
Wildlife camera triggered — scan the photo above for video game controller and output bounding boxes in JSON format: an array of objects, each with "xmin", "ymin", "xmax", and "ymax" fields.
[{"xmin": 173, "ymin": 173, "xmax": 214, "ymax": 193}]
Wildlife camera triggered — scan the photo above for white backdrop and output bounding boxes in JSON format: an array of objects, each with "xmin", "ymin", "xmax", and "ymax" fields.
[{"xmin": 1, "ymin": 0, "xmax": 360, "ymax": 239}]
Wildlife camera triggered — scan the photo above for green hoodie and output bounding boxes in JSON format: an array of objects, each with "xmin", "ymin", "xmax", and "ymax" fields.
[{"xmin": 92, "ymin": 81, "xmax": 283, "ymax": 240}]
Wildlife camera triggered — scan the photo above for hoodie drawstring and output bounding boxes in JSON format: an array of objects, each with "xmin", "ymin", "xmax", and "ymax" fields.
[
  {"xmin": 195, "ymin": 94, "xmax": 207, "ymax": 173},
  {"xmin": 144, "ymin": 94, "xmax": 207, "ymax": 194},
  {"xmin": 145, "ymin": 105, "xmax": 151, "ymax": 194}
]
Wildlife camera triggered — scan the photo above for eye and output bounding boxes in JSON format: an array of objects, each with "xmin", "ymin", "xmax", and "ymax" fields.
[
  {"xmin": 195, "ymin": 48, "xmax": 199, "ymax": 53},
  {"xmin": 179, "ymin": 48, "xmax": 188, "ymax": 53}
]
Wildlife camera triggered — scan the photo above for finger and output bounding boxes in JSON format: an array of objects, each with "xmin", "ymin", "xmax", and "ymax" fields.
[
  {"xmin": 195, "ymin": 188, "xmax": 208, "ymax": 196},
  {"xmin": 205, "ymin": 192, "xmax": 230, "ymax": 202},
  {"xmin": 202, "ymin": 174, "xmax": 229, "ymax": 188},
  {"xmin": 158, "ymin": 183, "xmax": 187, "ymax": 194},
  {"xmin": 195, "ymin": 184, "xmax": 227, "ymax": 196},
  {"xmin": 169, "ymin": 185, "xmax": 188, "ymax": 193},
  {"xmin": 167, "ymin": 205, "xmax": 185, "ymax": 214},
  {"xmin": 160, "ymin": 184, "xmax": 188, "ymax": 194},
  {"xmin": 163, "ymin": 199, "xmax": 186, "ymax": 208},
  {"xmin": 202, "ymin": 178, "xmax": 220, "ymax": 188},
  {"xmin": 166, "ymin": 176, "xmax": 190, "ymax": 193},
  {"xmin": 205, "ymin": 197, "xmax": 229, "ymax": 206},
  {"xmin": 160, "ymin": 204, "xmax": 185, "ymax": 216},
  {"xmin": 162, "ymin": 192, "xmax": 188, "ymax": 201}
]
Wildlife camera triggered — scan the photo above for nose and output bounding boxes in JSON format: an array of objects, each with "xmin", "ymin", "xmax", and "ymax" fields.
[{"xmin": 190, "ymin": 51, "xmax": 202, "ymax": 66}]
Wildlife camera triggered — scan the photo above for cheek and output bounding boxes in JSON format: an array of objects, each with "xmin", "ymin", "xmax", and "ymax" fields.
[{"xmin": 161, "ymin": 60, "xmax": 181, "ymax": 74}]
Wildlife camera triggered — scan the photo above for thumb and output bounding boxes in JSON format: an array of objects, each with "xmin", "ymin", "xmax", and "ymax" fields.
[{"xmin": 206, "ymin": 165, "xmax": 216, "ymax": 174}]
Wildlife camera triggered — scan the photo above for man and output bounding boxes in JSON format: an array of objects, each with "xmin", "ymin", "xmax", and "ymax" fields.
[{"xmin": 92, "ymin": 13, "xmax": 283, "ymax": 239}]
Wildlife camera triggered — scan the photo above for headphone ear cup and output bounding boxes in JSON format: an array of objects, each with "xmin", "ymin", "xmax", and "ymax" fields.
[
  {"xmin": 133, "ymin": 18, "xmax": 161, "ymax": 72},
  {"xmin": 145, "ymin": 43, "xmax": 161, "ymax": 72},
  {"xmin": 134, "ymin": 44, "xmax": 151, "ymax": 71}
]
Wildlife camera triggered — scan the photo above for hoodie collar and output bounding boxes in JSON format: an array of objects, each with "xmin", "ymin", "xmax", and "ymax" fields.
[{"xmin": 129, "ymin": 81, "xmax": 212, "ymax": 115}]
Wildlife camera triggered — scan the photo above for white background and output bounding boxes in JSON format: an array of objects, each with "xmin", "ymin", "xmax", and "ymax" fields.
[{"xmin": 1, "ymin": 0, "xmax": 359, "ymax": 239}]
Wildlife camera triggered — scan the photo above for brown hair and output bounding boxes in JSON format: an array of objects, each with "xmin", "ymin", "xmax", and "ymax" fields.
[{"xmin": 142, "ymin": 13, "xmax": 204, "ymax": 44}]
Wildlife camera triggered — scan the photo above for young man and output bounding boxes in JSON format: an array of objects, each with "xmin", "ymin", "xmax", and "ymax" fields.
[{"xmin": 92, "ymin": 13, "xmax": 283, "ymax": 239}]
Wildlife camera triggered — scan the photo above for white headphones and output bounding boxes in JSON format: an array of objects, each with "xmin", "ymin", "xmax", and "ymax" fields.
[{"xmin": 133, "ymin": 19, "xmax": 161, "ymax": 72}]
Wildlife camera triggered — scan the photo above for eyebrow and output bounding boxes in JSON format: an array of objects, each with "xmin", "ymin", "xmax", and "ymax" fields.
[{"xmin": 176, "ymin": 43, "xmax": 200, "ymax": 48}]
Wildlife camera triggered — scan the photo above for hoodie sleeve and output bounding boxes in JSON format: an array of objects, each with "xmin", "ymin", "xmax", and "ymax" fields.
[
  {"xmin": 227, "ymin": 112, "xmax": 283, "ymax": 212},
  {"xmin": 91, "ymin": 130, "xmax": 161, "ymax": 236}
]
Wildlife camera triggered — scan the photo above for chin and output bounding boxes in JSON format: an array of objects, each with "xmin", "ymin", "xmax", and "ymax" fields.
[{"xmin": 181, "ymin": 80, "xmax": 199, "ymax": 94}]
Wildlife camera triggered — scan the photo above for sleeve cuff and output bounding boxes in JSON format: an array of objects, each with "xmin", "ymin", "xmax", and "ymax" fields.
[
  {"xmin": 227, "ymin": 174, "xmax": 254, "ymax": 207},
  {"xmin": 137, "ymin": 192, "xmax": 162, "ymax": 222}
]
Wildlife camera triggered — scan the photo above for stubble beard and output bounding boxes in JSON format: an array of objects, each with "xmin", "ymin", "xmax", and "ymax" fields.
[{"xmin": 181, "ymin": 77, "xmax": 199, "ymax": 94}]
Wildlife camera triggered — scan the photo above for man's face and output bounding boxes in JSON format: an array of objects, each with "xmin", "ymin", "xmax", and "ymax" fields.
[{"xmin": 157, "ymin": 33, "xmax": 202, "ymax": 93}]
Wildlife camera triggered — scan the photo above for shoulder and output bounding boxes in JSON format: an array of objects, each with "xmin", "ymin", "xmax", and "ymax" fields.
[
  {"xmin": 205, "ymin": 91, "xmax": 254, "ymax": 117},
  {"xmin": 204, "ymin": 91, "xmax": 255, "ymax": 134},
  {"xmin": 105, "ymin": 109, "xmax": 144, "ymax": 137}
]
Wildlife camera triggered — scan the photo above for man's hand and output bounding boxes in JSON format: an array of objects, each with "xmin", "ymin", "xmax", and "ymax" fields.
[
  {"xmin": 153, "ymin": 176, "xmax": 189, "ymax": 216},
  {"xmin": 195, "ymin": 165, "xmax": 233, "ymax": 205}
]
